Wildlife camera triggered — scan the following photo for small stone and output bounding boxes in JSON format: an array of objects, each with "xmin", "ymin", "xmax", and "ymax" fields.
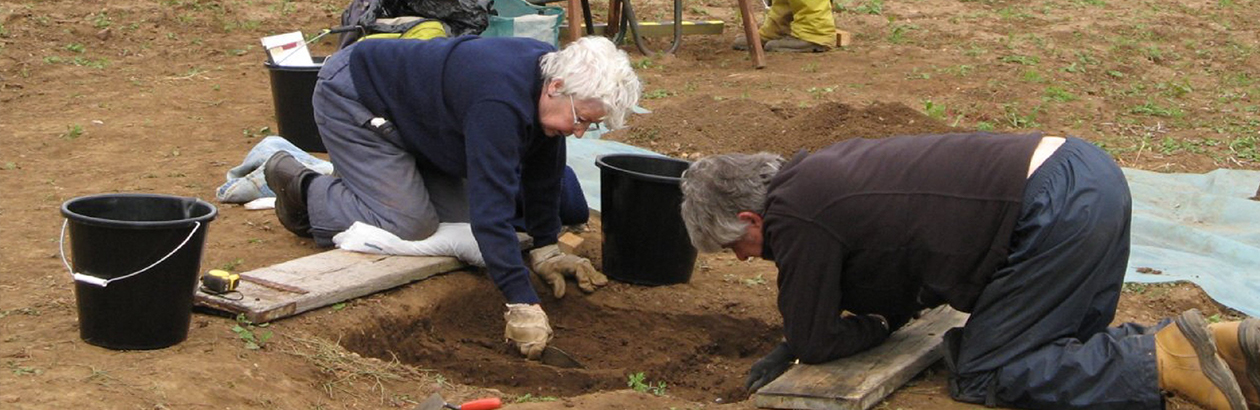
[{"xmin": 96, "ymin": 28, "xmax": 111, "ymax": 41}]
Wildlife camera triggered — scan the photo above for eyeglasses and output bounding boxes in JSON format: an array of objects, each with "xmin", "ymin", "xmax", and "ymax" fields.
[{"xmin": 569, "ymin": 94, "xmax": 582, "ymax": 126}]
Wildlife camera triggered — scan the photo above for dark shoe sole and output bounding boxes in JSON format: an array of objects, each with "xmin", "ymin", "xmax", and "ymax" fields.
[
  {"xmin": 1241, "ymin": 318, "xmax": 1260, "ymax": 405},
  {"xmin": 264, "ymin": 151, "xmax": 314, "ymax": 238},
  {"xmin": 1176, "ymin": 309, "xmax": 1248, "ymax": 410}
]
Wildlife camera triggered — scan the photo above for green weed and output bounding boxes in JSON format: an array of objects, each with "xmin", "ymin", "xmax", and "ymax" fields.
[
  {"xmin": 644, "ymin": 89, "xmax": 674, "ymax": 99},
  {"xmin": 1129, "ymin": 101, "xmax": 1184, "ymax": 118},
  {"xmin": 1157, "ymin": 80, "xmax": 1193, "ymax": 98},
  {"xmin": 834, "ymin": 0, "xmax": 883, "ymax": 15},
  {"xmin": 1069, "ymin": 0, "xmax": 1107, "ymax": 7},
  {"xmin": 66, "ymin": 43, "xmax": 85, "ymax": 53},
  {"xmin": 948, "ymin": 64, "xmax": 974, "ymax": 77},
  {"xmin": 60, "ymin": 124, "xmax": 84, "ymax": 140},
  {"xmin": 628, "ymin": 372, "xmax": 668, "ymax": 396},
  {"xmin": 976, "ymin": 121, "xmax": 995, "ymax": 131},
  {"xmin": 71, "ymin": 57, "xmax": 109, "ymax": 69},
  {"xmin": 962, "ymin": 43, "xmax": 987, "ymax": 57},
  {"xmin": 1000, "ymin": 55, "xmax": 1040, "ymax": 66},
  {"xmin": 91, "ymin": 12, "xmax": 112, "ymax": 29},
  {"xmin": 1043, "ymin": 86, "xmax": 1078, "ymax": 102},
  {"xmin": 922, "ymin": 100, "xmax": 947, "ymax": 120},
  {"xmin": 513, "ymin": 394, "xmax": 559, "ymax": 403},
  {"xmin": 889, "ymin": 24, "xmax": 916, "ymax": 44},
  {"xmin": 996, "ymin": 6, "xmax": 1033, "ymax": 20},
  {"xmin": 633, "ymin": 58, "xmax": 657, "ymax": 70},
  {"xmin": 1001, "ymin": 103, "xmax": 1041, "ymax": 128},
  {"xmin": 232, "ymin": 313, "xmax": 273, "ymax": 350},
  {"xmin": 9, "ymin": 362, "xmax": 41, "ymax": 376},
  {"xmin": 242, "ymin": 126, "xmax": 272, "ymax": 139},
  {"xmin": 1021, "ymin": 69, "xmax": 1045, "ymax": 83},
  {"xmin": 218, "ymin": 258, "xmax": 244, "ymax": 271},
  {"xmin": 1228, "ymin": 135, "xmax": 1259, "ymax": 161},
  {"xmin": 807, "ymin": 86, "xmax": 835, "ymax": 99}
]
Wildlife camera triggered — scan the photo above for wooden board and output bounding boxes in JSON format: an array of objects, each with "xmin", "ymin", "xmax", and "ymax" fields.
[
  {"xmin": 195, "ymin": 250, "xmax": 468, "ymax": 323},
  {"xmin": 754, "ymin": 306, "xmax": 970, "ymax": 410}
]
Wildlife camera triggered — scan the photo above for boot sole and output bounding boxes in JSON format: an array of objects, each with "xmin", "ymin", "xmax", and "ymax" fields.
[
  {"xmin": 1176, "ymin": 309, "xmax": 1249, "ymax": 410},
  {"xmin": 264, "ymin": 152, "xmax": 314, "ymax": 238},
  {"xmin": 1241, "ymin": 317, "xmax": 1260, "ymax": 405}
]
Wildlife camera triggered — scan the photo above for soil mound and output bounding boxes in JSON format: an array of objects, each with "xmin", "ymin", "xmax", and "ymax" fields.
[{"xmin": 607, "ymin": 96, "xmax": 957, "ymax": 158}]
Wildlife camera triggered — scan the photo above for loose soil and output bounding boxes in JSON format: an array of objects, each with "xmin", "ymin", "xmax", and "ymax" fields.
[{"xmin": 2, "ymin": 0, "xmax": 1257, "ymax": 409}]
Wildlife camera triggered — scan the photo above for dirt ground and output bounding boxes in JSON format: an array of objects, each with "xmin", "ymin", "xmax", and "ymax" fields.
[{"xmin": 2, "ymin": 0, "xmax": 1258, "ymax": 409}]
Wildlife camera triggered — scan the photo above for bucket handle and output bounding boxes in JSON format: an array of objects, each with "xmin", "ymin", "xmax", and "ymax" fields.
[{"xmin": 59, "ymin": 219, "xmax": 203, "ymax": 288}]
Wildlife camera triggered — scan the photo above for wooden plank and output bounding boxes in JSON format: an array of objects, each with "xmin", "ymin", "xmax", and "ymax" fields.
[
  {"xmin": 566, "ymin": 0, "xmax": 582, "ymax": 43},
  {"xmin": 736, "ymin": 0, "xmax": 766, "ymax": 68},
  {"xmin": 836, "ymin": 30, "xmax": 852, "ymax": 48},
  {"xmin": 195, "ymin": 250, "xmax": 466, "ymax": 323},
  {"xmin": 754, "ymin": 306, "xmax": 969, "ymax": 410}
]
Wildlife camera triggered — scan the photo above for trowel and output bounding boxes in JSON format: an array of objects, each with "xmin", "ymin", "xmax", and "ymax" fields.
[
  {"xmin": 415, "ymin": 393, "xmax": 501, "ymax": 410},
  {"xmin": 540, "ymin": 345, "xmax": 584, "ymax": 369}
]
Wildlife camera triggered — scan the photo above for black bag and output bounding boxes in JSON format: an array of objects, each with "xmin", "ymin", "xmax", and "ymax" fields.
[{"xmin": 336, "ymin": 0, "xmax": 492, "ymax": 49}]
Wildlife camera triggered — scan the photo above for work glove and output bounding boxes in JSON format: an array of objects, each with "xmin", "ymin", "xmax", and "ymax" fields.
[
  {"xmin": 504, "ymin": 303, "xmax": 553, "ymax": 360},
  {"xmin": 528, "ymin": 244, "xmax": 608, "ymax": 298},
  {"xmin": 745, "ymin": 342, "xmax": 796, "ymax": 393}
]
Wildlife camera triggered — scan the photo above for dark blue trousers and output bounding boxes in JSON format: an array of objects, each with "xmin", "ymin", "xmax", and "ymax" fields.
[{"xmin": 945, "ymin": 138, "xmax": 1163, "ymax": 409}]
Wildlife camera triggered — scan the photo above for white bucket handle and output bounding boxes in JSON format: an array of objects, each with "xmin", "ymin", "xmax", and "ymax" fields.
[{"xmin": 60, "ymin": 219, "xmax": 202, "ymax": 288}]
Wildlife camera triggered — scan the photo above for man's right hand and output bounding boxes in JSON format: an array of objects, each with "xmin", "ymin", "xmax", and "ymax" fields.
[
  {"xmin": 504, "ymin": 303, "xmax": 553, "ymax": 360},
  {"xmin": 745, "ymin": 342, "xmax": 796, "ymax": 393}
]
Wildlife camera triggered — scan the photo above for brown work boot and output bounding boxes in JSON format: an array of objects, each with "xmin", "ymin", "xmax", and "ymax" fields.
[
  {"xmin": 1156, "ymin": 309, "xmax": 1248, "ymax": 410},
  {"xmin": 263, "ymin": 151, "xmax": 318, "ymax": 238},
  {"xmin": 732, "ymin": 35, "xmax": 763, "ymax": 51},
  {"xmin": 764, "ymin": 36, "xmax": 829, "ymax": 53},
  {"xmin": 1210, "ymin": 318, "xmax": 1260, "ymax": 408}
]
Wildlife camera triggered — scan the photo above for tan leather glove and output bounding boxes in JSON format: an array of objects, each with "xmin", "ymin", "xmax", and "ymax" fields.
[
  {"xmin": 528, "ymin": 244, "xmax": 608, "ymax": 298},
  {"xmin": 504, "ymin": 303, "xmax": 552, "ymax": 360}
]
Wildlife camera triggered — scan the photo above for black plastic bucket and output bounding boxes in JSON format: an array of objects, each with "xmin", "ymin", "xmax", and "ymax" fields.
[
  {"xmin": 595, "ymin": 154, "xmax": 697, "ymax": 285},
  {"xmin": 265, "ymin": 57, "xmax": 326, "ymax": 153},
  {"xmin": 60, "ymin": 193, "xmax": 217, "ymax": 350}
]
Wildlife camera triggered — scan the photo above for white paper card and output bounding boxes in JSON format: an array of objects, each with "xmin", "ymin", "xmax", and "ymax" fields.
[{"xmin": 261, "ymin": 31, "xmax": 316, "ymax": 67}]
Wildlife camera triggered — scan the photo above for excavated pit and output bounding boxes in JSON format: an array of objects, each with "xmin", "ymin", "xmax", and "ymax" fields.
[{"xmin": 340, "ymin": 276, "xmax": 779, "ymax": 403}]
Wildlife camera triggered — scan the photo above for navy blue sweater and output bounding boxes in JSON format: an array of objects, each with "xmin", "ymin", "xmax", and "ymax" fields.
[{"xmin": 349, "ymin": 36, "xmax": 563, "ymax": 304}]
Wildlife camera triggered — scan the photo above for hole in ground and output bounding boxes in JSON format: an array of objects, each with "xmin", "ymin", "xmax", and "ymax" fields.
[{"xmin": 341, "ymin": 278, "xmax": 779, "ymax": 403}]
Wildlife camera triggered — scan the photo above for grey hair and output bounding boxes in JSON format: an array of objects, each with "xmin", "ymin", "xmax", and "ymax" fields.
[
  {"xmin": 679, "ymin": 152, "xmax": 786, "ymax": 253},
  {"xmin": 539, "ymin": 36, "xmax": 641, "ymax": 129}
]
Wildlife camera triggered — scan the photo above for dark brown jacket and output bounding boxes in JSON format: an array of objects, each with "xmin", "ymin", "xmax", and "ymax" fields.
[{"xmin": 763, "ymin": 132, "xmax": 1041, "ymax": 363}]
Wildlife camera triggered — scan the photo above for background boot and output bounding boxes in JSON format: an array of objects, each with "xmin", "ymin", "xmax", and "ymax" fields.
[
  {"xmin": 1210, "ymin": 318, "xmax": 1260, "ymax": 408},
  {"xmin": 732, "ymin": 35, "xmax": 763, "ymax": 51},
  {"xmin": 263, "ymin": 151, "xmax": 317, "ymax": 238},
  {"xmin": 764, "ymin": 36, "xmax": 829, "ymax": 53},
  {"xmin": 1156, "ymin": 309, "xmax": 1248, "ymax": 410}
]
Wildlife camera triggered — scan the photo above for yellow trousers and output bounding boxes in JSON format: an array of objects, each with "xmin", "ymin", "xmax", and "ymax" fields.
[{"xmin": 758, "ymin": 0, "xmax": 836, "ymax": 47}]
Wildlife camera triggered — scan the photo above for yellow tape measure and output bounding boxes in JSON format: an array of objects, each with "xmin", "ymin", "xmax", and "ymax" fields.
[{"xmin": 201, "ymin": 269, "xmax": 240, "ymax": 294}]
